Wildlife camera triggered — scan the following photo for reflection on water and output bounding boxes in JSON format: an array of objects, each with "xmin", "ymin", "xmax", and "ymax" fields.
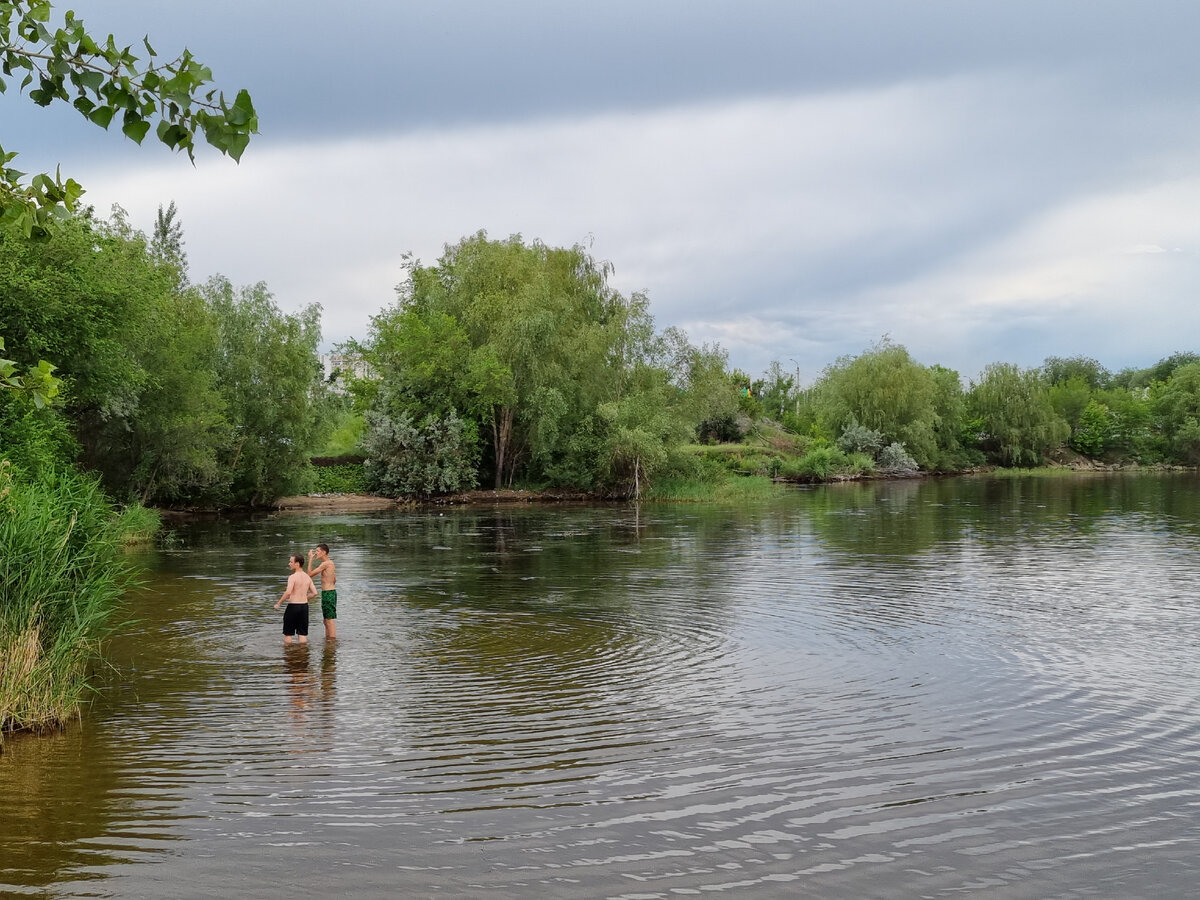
[{"xmin": 4, "ymin": 473, "xmax": 1200, "ymax": 897}]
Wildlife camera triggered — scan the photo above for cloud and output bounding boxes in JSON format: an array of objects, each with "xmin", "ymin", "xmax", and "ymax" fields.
[{"xmin": 60, "ymin": 60, "xmax": 1200, "ymax": 382}]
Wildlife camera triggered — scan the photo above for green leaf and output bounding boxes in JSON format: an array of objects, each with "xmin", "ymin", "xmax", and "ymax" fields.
[
  {"xmin": 122, "ymin": 117, "xmax": 150, "ymax": 144},
  {"xmin": 88, "ymin": 105, "xmax": 115, "ymax": 128},
  {"xmin": 79, "ymin": 70, "xmax": 104, "ymax": 94}
]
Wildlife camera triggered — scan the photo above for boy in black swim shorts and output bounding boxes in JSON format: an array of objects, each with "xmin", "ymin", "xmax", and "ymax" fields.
[{"xmin": 275, "ymin": 553, "xmax": 318, "ymax": 644}]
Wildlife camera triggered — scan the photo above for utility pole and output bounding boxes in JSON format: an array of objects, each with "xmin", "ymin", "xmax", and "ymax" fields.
[{"xmin": 789, "ymin": 358, "xmax": 801, "ymax": 416}]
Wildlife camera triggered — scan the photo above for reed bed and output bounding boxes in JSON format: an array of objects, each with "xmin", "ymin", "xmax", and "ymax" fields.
[{"xmin": 0, "ymin": 463, "xmax": 131, "ymax": 737}]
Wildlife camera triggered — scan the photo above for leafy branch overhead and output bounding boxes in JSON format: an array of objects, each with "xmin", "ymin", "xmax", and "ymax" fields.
[
  {"xmin": 0, "ymin": 0, "xmax": 257, "ymax": 235},
  {"xmin": 0, "ymin": 336, "xmax": 59, "ymax": 407}
]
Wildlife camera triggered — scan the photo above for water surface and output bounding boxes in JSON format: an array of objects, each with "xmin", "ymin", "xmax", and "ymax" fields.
[{"xmin": 4, "ymin": 474, "xmax": 1200, "ymax": 897}]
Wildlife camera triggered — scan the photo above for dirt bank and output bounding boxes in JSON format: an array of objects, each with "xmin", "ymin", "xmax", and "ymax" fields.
[{"xmin": 273, "ymin": 488, "xmax": 598, "ymax": 512}]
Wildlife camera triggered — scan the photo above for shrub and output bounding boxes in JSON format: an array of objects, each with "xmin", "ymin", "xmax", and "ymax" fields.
[
  {"xmin": 878, "ymin": 442, "xmax": 919, "ymax": 473},
  {"xmin": 363, "ymin": 410, "xmax": 479, "ymax": 496},
  {"xmin": 313, "ymin": 463, "xmax": 367, "ymax": 494},
  {"xmin": 788, "ymin": 446, "xmax": 851, "ymax": 479},
  {"xmin": 837, "ymin": 421, "xmax": 885, "ymax": 456}
]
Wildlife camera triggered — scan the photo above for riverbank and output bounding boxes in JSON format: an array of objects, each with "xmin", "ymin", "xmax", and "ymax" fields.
[
  {"xmin": 273, "ymin": 461, "xmax": 1196, "ymax": 513},
  {"xmin": 274, "ymin": 487, "xmax": 597, "ymax": 512}
]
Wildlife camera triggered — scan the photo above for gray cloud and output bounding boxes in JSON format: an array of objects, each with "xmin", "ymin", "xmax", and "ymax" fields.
[{"xmin": 7, "ymin": 1, "xmax": 1200, "ymax": 383}]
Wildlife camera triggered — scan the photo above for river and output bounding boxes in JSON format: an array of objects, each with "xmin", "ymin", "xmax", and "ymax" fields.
[{"xmin": 3, "ymin": 473, "xmax": 1200, "ymax": 898}]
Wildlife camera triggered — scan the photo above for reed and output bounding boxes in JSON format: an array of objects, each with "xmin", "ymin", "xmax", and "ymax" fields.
[
  {"xmin": 0, "ymin": 463, "xmax": 131, "ymax": 736},
  {"xmin": 115, "ymin": 503, "xmax": 162, "ymax": 546}
]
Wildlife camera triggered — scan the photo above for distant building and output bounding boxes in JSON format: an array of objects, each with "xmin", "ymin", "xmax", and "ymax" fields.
[{"xmin": 320, "ymin": 353, "xmax": 373, "ymax": 393}]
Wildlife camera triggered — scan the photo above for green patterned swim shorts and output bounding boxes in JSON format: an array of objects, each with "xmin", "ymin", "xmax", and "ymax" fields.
[{"xmin": 321, "ymin": 589, "xmax": 337, "ymax": 620}]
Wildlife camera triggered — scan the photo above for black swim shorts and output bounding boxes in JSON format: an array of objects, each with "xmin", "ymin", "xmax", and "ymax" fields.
[{"xmin": 282, "ymin": 602, "xmax": 309, "ymax": 636}]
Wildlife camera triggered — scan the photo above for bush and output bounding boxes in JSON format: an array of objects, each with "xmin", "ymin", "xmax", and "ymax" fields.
[
  {"xmin": 786, "ymin": 446, "xmax": 851, "ymax": 479},
  {"xmin": 837, "ymin": 421, "xmax": 885, "ymax": 456},
  {"xmin": 363, "ymin": 410, "xmax": 479, "ymax": 496},
  {"xmin": 0, "ymin": 463, "xmax": 132, "ymax": 734},
  {"xmin": 878, "ymin": 442, "xmax": 919, "ymax": 473},
  {"xmin": 313, "ymin": 463, "xmax": 368, "ymax": 494}
]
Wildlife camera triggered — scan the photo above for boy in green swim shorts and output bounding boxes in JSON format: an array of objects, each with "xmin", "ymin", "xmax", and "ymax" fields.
[{"xmin": 307, "ymin": 543, "xmax": 338, "ymax": 639}]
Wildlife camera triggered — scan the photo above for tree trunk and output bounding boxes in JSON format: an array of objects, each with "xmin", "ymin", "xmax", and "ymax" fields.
[{"xmin": 492, "ymin": 406, "xmax": 513, "ymax": 490}]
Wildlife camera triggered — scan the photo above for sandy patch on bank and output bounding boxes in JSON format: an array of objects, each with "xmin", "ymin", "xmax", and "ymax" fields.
[{"xmin": 273, "ymin": 493, "xmax": 400, "ymax": 511}]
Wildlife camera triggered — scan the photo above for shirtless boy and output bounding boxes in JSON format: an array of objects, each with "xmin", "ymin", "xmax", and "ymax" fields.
[
  {"xmin": 275, "ymin": 553, "xmax": 318, "ymax": 644},
  {"xmin": 308, "ymin": 543, "xmax": 338, "ymax": 639}
]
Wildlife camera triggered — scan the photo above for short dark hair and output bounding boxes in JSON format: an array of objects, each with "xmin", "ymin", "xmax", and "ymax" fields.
[
  {"xmin": 291, "ymin": 553, "xmax": 305, "ymax": 566},
  {"xmin": 317, "ymin": 543, "xmax": 329, "ymax": 554}
]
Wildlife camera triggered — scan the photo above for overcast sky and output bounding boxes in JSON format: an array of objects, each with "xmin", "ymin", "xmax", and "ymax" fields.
[{"xmin": 10, "ymin": 1, "xmax": 1200, "ymax": 382}]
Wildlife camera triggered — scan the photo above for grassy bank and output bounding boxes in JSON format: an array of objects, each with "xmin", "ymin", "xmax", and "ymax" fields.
[{"xmin": 0, "ymin": 464, "xmax": 137, "ymax": 738}]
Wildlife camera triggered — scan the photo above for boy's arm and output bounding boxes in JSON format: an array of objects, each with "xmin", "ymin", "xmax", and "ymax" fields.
[
  {"xmin": 275, "ymin": 573, "xmax": 297, "ymax": 609},
  {"xmin": 308, "ymin": 559, "xmax": 327, "ymax": 578}
]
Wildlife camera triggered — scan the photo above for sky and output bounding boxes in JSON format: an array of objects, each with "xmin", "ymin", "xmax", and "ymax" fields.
[{"xmin": 9, "ymin": 0, "xmax": 1200, "ymax": 383}]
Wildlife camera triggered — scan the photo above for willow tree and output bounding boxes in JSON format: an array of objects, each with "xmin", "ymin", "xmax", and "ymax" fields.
[
  {"xmin": 365, "ymin": 232, "xmax": 657, "ymax": 489},
  {"xmin": 968, "ymin": 363, "xmax": 1069, "ymax": 466},
  {"xmin": 812, "ymin": 339, "xmax": 945, "ymax": 467}
]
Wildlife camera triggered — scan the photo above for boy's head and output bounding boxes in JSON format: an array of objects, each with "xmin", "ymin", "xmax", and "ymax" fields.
[
  {"xmin": 316, "ymin": 543, "xmax": 329, "ymax": 557},
  {"xmin": 290, "ymin": 554, "xmax": 304, "ymax": 569}
]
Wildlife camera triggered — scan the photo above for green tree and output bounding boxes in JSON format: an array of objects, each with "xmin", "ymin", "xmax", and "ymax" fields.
[
  {"xmin": 1152, "ymin": 361, "xmax": 1200, "ymax": 463},
  {"xmin": 203, "ymin": 276, "xmax": 323, "ymax": 504},
  {"xmin": 968, "ymin": 363, "xmax": 1069, "ymax": 466},
  {"xmin": 812, "ymin": 339, "xmax": 942, "ymax": 467},
  {"xmin": 757, "ymin": 360, "xmax": 796, "ymax": 420},
  {"xmin": 1, "ymin": 0, "xmax": 256, "ymax": 236},
  {"xmin": 1042, "ymin": 355, "xmax": 1110, "ymax": 389},
  {"xmin": 364, "ymin": 233, "xmax": 656, "ymax": 489},
  {"xmin": 1071, "ymin": 399, "xmax": 1113, "ymax": 457}
]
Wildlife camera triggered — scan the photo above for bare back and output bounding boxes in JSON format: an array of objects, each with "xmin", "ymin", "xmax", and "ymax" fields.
[{"xmin": 285, "ymin": 570, "xmax": 317, "ymax": 603}]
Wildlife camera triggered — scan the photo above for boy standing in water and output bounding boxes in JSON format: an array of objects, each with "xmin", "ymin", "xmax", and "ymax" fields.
[
  {"xmin": 308, "ymin": 543, "xmax": 338, "ymax": 639},
  {"xmin": 275, "ymin": 554, "xmax": 318, "ymax": 644}
]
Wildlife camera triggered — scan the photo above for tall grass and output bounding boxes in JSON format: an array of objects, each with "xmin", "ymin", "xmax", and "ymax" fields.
[
  {"xmin": 115, "ymin": 503, "xmax": 161, "ymax": 546},
  {"xmin": 0, "ymin": 463, "xmax": 132, "ymax": 736}
]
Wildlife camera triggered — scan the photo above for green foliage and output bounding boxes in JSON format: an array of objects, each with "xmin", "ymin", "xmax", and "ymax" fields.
[
  {"xmin": 0, "ymin": 0, "xmax": 256, "ymax": 236},
  {"xmin": 968, "ymin": 363, "xmax": 1069, "ymax": 466},
  {"xmin": 363, "ymin": 408, "xmax": 479, "ymax": 496},
  {"xmin": 878, "ymin": 442, "xmax": 919, "ymax": 473},
  {"xmin": 837, "ymin": 420, "xmax": 885, "ymax": 456},
  {"xmin": 1120, "ymin": 351, "xmax": 1200, "ymax": 391},
  {"xmin": 1049, "ymin": 377, "xmax": 1094, "ymax": 434},
  {"xmin": 0, "ymin": 336, "xmax": 59, "ymax": 407},
  {"xmin": 314, "ymin": 403, "xmax": 366, "ymax": 457},
  {"xmin": 114, "ymin": 502, "xmax": 160, "ymax": 546},
  {"xmin": 784, "ymin": 446, "xmax": 850, "ymax": 480},
  {"xmin": 0, "ymin": 462, "xmax": 132, "ymax": 732},
  {"xmin": 203, "ymin": 276, "xmax": 324, "ymax": 505},
  {"xmin": 1042, "ymin": 355, "xmax": 1110, "ymax": 389},
  {"xmin": 1152, "ymin": 361, "xmax": 1200, "ymax": 464},
  {"xmin": 1071, "ymin": 400, "xmax": 1113, "ymax": 457},
  {"xmin": 811, "ymin": 338, "xmax": 947, "ymax": 468},
  {"xmin": 757, "ymin": 360, "xmax": 796, "ymax": 419},
  {"xmin": 362, "ymin": 232, "xmax": 678, "ymax": 491},
  {"xmin": 313, "ymin": 463, "xmax": 367, "ymax": 494}
]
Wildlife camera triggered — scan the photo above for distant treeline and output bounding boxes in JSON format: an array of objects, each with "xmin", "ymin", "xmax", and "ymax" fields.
[{"xmin": 4, "ymin": 213, "xmax": 1200, "ymax": 509}]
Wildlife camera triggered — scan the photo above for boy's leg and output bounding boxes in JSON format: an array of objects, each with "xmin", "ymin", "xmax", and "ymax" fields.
[{"xmin": 325, "ymin": 618, "xmax": 337, "ymax": 639}]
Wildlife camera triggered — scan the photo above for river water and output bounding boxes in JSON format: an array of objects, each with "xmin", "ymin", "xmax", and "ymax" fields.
[{"xmin": 4, "ymin": 474, "xmax": 1200, "ymax": 898}]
